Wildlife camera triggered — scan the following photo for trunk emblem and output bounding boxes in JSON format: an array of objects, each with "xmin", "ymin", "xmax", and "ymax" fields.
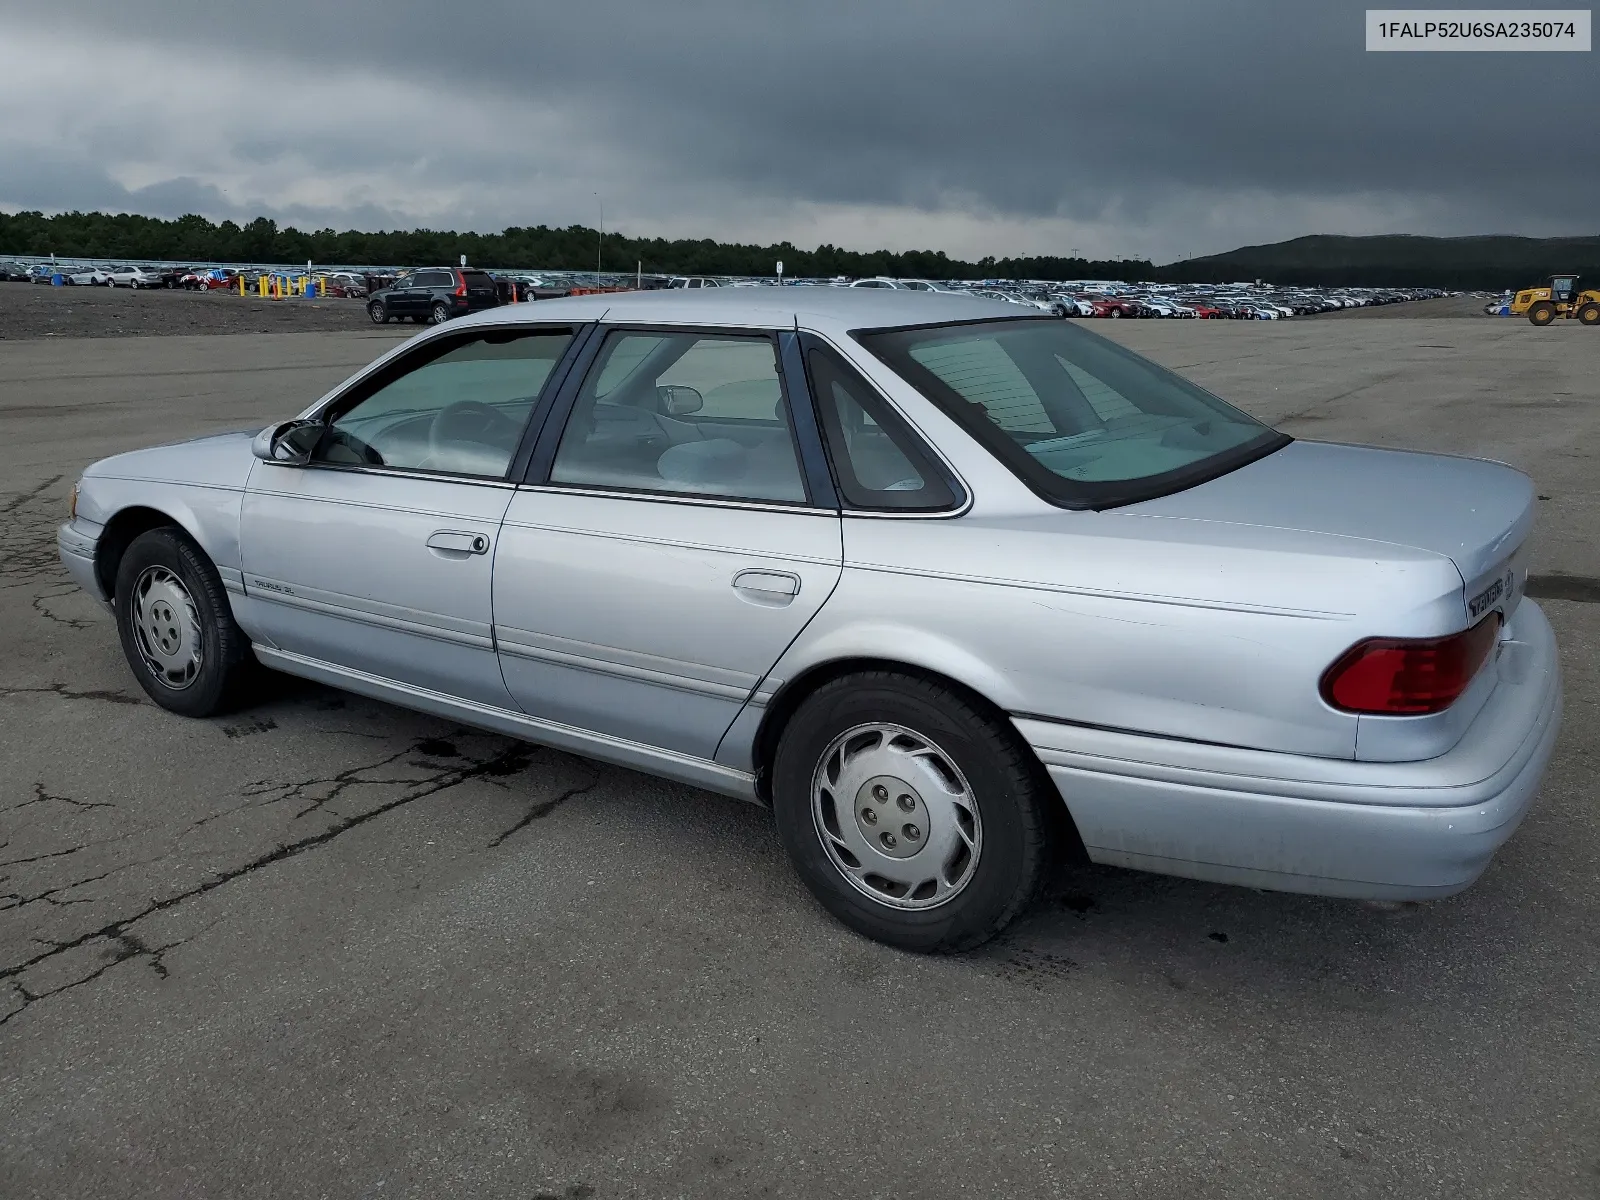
[{"xmin": 1468, "ymin": 570, "xmax": 1513, "ymax": 620}]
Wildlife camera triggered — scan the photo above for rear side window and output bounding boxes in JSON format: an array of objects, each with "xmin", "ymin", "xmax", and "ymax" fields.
[
  {"xmin": 549, "ymin": 330, "xmax": 807, "ymax": 504},
  {"xmin": 804, "ymin": 341, "xmax": 958, "ymax": 512},
  {"xmin": 858, "ymin": 317, "xmax": 1288, "ymax": 510}
]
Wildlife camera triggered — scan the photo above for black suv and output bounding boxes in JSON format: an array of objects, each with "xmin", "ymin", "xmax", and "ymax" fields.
[{"xmin": 366, "ymin": 267, "xmax": 500, "ymax": 325}]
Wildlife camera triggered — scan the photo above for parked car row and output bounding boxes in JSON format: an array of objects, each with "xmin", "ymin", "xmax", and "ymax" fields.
[
  {"xmin": 0, "ymin": 257, "xmax": 1447, "ymax": 323},
  {"xmin": 830, "ymin": 278, "xmax": 1448, "ymax": 319}
]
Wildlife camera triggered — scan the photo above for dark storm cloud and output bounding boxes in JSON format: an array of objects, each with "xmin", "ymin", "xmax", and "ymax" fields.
[{"xmin": 1, "ymin": 0, "xmax": 1590, "ymax": 258}]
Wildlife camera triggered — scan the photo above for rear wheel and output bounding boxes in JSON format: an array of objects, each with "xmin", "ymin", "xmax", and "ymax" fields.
[
  {"xmin": 113, "ymin": 528, "xmax": 257, "ymax": 717},
  {"xmin": 1528, "ymin": 301, "xmax": 1557, "ymax": 327},
  {"xmin": 367, "ymin": 299, "xmax": 389, "ymax": 324},
  {"xmin": 430, "ymin": 301, "xmax": 450, "ymax": 325},
  {"xmin": 1578, "ymin": 302, "xmax": 1600, "ymax": 327},
  {"xmin": 771, "ymin": 672, "xmax": 1058, "ymax": 953}
]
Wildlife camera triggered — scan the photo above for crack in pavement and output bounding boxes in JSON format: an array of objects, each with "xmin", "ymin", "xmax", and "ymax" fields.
[
  {"xmin": 30, "ymin": 582, "xmax": 91, "ymax": 630},
  {"xmin": 1, "ymin": 782, "xmax": 118, "ymax": 816},
  {"xmin": 1, "ymin": 922, "xmax": 220, "ymax": 1028},
  {"xmin": 0, "ymin": 682, "xmax": 145, "ymax": 706},
  {"xmin": 487, "ymin": 771, "xmax": 601, "ymax": 848},
  {"xmin": 0, "ymin": 738, "xmax": 548, "ymax": 1027},
  {"xmin": 0, "ymin": 474, "xmax": 63, "ymax": 517},
  {"xmin": 0, "ymin": 475, "xmax": 68, "ymax": 590}
]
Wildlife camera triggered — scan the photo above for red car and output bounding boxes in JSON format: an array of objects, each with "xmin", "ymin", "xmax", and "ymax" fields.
[
  {"xmin": 1089, "ymin": 297, "xmax": 1140, "ymax": 319},
  {"xmin": 1187, "ymin": 302, "xmax": 1224, "ymax": 319}
]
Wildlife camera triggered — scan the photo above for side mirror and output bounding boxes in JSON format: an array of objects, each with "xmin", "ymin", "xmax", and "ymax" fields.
[
  {"xmin": 657, "ymin": 384, "xmax": 704, "ymax": 416},
  {"xmin": 251, "ymin": 419, "xmax": 323, "ymax": 466}
]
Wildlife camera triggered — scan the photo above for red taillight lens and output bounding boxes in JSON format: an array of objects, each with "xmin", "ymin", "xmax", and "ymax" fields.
[
  {"xmin": 1320, "ymin": 614, "xmax": 1501, "ymax": 715},
  {"xmin": 454, "ymin": 273, "xmax": 467, "ymax": 297}
]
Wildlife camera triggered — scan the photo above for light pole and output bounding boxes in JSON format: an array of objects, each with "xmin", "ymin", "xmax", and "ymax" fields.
[{"xmin": 595, "ymin": 193, "xmax": 603, "ymax": 273}]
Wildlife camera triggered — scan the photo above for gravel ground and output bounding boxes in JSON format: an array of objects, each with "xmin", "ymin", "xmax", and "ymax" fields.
[
  {"xmin": 0, "ymin": 280, "xmax": 374, "ymax": 338},
  {"xmin": 1, "ymin": 316, "xmax": 1597, "ymax": 1198}
]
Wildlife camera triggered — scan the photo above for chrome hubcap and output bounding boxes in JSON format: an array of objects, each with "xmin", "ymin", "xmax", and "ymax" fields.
[
  {"xmin": 131, "ymin": 566, "xmax": 203, "ymax": 689},
  {"xmin": 812, "ymin": 723, "xmax": 982, "ymax": 910}
]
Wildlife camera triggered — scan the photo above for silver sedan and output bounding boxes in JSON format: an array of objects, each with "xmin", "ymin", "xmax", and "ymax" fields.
[{"xmin": 58, "ymin": 289, "xmax": 1561, "ymax": 950}]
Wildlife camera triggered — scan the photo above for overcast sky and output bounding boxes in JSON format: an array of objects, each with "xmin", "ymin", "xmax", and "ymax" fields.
[{"xmin": 0, "ymin": 0, "xmax": 1592, "ymax": 263}]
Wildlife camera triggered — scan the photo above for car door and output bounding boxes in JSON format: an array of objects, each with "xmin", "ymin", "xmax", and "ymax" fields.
[
  {"xmin": 388, "ymin": 271, "xmax": 423, "ymax": 316},
  {"xmin": 239, "ymin": 324, "xmax": 579, "ymax": 707},
  {"xmin": 493, "ymin": 325, "xmax": 843, "ymax": 760}
]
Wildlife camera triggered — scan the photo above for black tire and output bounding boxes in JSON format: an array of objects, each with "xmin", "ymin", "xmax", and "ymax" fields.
[
  {"xmin": 1528, "ymin": 301, "xmax": 1557, "ymax": 327},
  {"xmin": 1107, "ymin": 307, "xmax": 1121, "ymax": 319},
  {"xmin": 367, "ymin": 299, "xmax": 389, "ymax": 324},
  {"xmin": 771, "ymin": 671, "xmax": 1059, "ymax": 953},
  {"xmin": 113, "ymin": 527, "xmax": 256, "ymax": 717},
  {"xmin": 1577, "ymin": 303, "xmax": 1600, "ymax": 327},
  {"xmin": 430, "ymin": 301, "xmax": 450, "ymax": 325}
]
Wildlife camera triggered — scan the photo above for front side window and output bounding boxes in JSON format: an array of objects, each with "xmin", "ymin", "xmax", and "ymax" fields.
[
  {"xmin": 857, "ymin": 318, "xmax": 1288, "ymax": 509},
  {"xmin": 315, "ymin": 329, "xmax": 573, "ymax": 478},
  {"xmin": 549, "ymin": 330, "xmax": 807, "ymax": 504}
]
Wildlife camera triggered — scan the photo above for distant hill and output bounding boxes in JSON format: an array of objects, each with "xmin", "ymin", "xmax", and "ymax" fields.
[{"xmin": 1161, "ymin": 234, "xmax": 1600, "ymax": 290}]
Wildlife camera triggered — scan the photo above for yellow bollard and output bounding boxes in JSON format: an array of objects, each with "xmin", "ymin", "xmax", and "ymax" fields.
[{"xmin": 239, "ymin": 274, "xmax": 245, "ymax": 296}]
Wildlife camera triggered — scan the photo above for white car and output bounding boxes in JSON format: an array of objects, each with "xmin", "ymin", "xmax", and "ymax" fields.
[
  {"xmin": 64, "ymin": 266, "xmax": 112, "ymax": 286},
  {"xmin": 106, "ymin": 266, "xmax": 164, "ymax": 289},
  {"xmin": 1049, "ymin": 295, "xmax": 1096, "ymax": 317}
]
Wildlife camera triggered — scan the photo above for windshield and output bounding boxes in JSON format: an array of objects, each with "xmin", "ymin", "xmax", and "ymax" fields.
[{"xmin": 857, "ymin": 317, "xmax": 1289, "ymax": 509}]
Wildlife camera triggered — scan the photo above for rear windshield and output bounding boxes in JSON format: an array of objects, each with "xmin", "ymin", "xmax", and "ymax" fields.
[{"xmin": 856, "ymin": 317, "xmax": 1289, "ymax": 509}]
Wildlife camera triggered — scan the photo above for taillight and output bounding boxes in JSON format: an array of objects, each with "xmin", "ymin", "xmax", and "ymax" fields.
[
  {"xmin": 454, "ymin": 273, "xmax": 467, "ymax": 297},
  {"xmin": 1320, "ymin": 614, "xmax": 1501, "ymax": 715}
]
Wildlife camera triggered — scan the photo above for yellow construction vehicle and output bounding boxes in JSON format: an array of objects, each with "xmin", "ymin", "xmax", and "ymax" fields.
[{"xmin": 1511, "ymin": 274, "xmax": 1600, "ymax": 326}]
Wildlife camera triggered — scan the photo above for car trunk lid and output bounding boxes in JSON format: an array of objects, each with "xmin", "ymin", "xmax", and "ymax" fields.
[{"xmin": 1123, "ymin": 440, "xmax": 1535, "ymax": 620}]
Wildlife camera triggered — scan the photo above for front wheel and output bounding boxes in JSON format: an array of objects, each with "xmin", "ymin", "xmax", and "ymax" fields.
[
  {"xmin": 1577, "ymin": 302, "xmax": 1600, "ymax": 326},
  {"xmin": 367, "ymin": 299, "xmax": 389, "ymax": 324},
  {"xmin": 429, "ymin": 301, "xmax": 450, "ymax": 324},
  {"xmin": 113, "ymin": 528, "xmax": 257, "ymax": 717},
  {"xmin": 771, "ymin": 672, "xmax": 1059, "ymax": 953}
]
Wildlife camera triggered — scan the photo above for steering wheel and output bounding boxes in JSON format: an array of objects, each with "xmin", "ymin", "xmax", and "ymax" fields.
[{"xmin": 428, "ymin": 401, "xmax": 521, "ymax": 460}]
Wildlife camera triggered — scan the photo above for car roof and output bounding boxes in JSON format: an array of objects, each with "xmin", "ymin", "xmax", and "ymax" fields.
[{"xmin": 450, "ymin": 286, "xmax": 1022, "ymax": 332}]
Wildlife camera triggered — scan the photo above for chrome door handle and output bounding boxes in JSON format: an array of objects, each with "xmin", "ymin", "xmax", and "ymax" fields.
[
  {"xmin": 427, "ymin": 530, "xmax": 490, "ymax": 558},
  {"xmin": 732, "ymin": 570, "xmax": 801, "ymax": 607}
]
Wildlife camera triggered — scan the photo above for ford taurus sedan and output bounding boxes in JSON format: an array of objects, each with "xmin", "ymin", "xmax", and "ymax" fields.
[{"xmin": 57, "ymin": 290, "xmax": 1561, "ymax": 951}]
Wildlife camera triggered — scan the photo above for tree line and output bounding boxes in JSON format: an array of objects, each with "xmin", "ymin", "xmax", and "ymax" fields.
[
  {"xmin": 0, "ymin": 209, "xmax": 1153, "ymax": 282},
  {"xmin": 5, "ymin": 210, "xmax": 1585, "ymax": 289},
  {"xmin": 1170, "ymin": 233, "xmax": 1600, "ymax": 292}
]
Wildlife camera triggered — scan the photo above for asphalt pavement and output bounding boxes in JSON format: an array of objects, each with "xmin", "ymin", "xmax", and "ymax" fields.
[{"xmin": 1, "ymin": 315, "xmax": 1596, "ymax": 1199}]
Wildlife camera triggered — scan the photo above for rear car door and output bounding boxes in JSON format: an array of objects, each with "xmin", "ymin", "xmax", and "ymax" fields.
[
  {"xmin": 493, "ymin": 326, "xmax": 842, "ymax": 760},
  {"xmin": 238, "ymin": 325, "xmax": 578, "ymax": 707}
]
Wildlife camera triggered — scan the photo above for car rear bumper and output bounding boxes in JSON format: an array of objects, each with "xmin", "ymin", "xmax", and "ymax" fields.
[{"xmin": 1015, "ymin": 601, "xmax": 1562, "ymax": 900}]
